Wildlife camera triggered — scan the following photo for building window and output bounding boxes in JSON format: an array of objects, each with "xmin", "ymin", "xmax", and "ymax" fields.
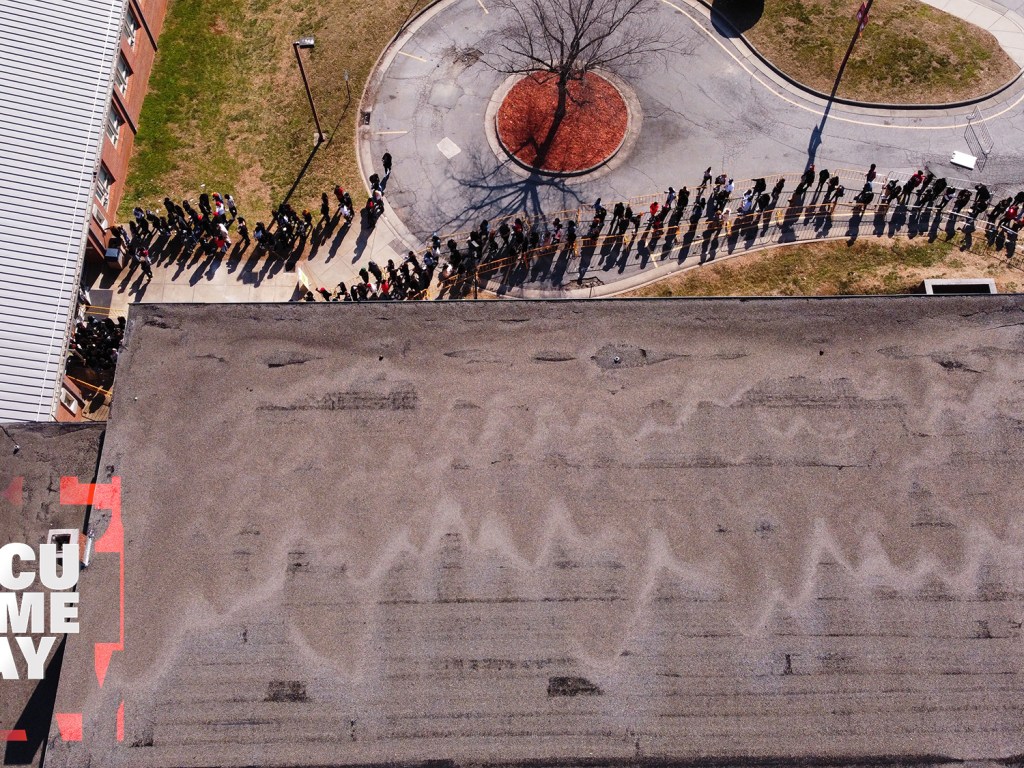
[
  {"xmin": 106, "ymin": 107, "xmax": 123, "ymax": 147},
  {"xmin": 122, "ymin": 7, "xmax": 139, "ymax": 48},
  {"xmin": 114, "ymin": 53, "xmax": 130, "ymax": 95},
  {"xmin": 95, "ymin": 165, "xmax": 114, "ymax": 209}
]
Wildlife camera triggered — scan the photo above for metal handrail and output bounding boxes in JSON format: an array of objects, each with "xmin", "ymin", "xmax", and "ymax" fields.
[{"xmin": 432, "ymin": 195, "xmax": 1020, "ymax": 295}]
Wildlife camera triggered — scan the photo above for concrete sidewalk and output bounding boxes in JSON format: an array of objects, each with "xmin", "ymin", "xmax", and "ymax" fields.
[
  {"xmin": 89, "ymin": 204, "xmax": 419, "ymax": 314},
  {"xmin": 921, "ymin": 0, "xmax": 1024, "ymax": 66}
]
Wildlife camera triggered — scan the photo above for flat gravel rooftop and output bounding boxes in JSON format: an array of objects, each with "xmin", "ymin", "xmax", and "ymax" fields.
[{"xmin": 48, "ymin": 297, "xmax": 1024, "ymax": 767}]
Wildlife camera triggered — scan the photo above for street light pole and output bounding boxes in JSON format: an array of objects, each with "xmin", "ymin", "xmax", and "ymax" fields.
[{"xmin": 293, "ymin": 37, "xmax": 325, "ymax": 145}]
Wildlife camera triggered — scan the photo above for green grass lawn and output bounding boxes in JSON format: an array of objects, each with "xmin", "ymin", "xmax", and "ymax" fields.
[
  {"xmin": 119, "ymin": 0, "xmax": 427, "ymax": 222},
  {"xmin": 715, "ymin": 0, "xmax": 1019, "ymax": 103},
  {"xmin": 623, "ymin": 236, "xmax": 1022, "ymax": 297}
]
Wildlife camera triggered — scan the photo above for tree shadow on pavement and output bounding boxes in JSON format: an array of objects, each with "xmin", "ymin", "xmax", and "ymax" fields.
[
  {"xmin": 710, "ymin": 0, "xmax": 764, "ymax": 37},
  {"xmin": 444, "ymin": 148, "xmax": 586, "ymax": 239}
]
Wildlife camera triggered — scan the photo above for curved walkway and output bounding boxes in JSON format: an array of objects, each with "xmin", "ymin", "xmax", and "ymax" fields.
[{"xmin": 447, "ymin": 182, "xmax": 1021, "ymax": 300}]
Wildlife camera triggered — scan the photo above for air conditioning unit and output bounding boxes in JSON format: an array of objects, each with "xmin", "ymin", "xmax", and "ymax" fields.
[{"xmin": 59, "ymin": 387, "xmax": 80, "ymax": 414}]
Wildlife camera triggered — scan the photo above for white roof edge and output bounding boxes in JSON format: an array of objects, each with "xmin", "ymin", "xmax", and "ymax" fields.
[{"xmin": 0, "ymin": 0, "xmax": 128, "ymax": 422}]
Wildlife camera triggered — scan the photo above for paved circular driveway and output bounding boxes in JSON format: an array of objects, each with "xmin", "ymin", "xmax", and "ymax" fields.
[{"xmin": 360, "ymin": 0, "xmax": 1024, "ymax": 245}]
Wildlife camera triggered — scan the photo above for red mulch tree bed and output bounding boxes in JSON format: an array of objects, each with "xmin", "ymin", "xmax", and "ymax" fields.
[{"xmin": 496, "ymin": 71, "xmax": 627, "ymax": 173}]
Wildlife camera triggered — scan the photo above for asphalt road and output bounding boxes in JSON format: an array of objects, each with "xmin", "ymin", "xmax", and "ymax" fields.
[{"xmin": 361, "ymin": 0, "xmax": 1024, "ymax": 241}]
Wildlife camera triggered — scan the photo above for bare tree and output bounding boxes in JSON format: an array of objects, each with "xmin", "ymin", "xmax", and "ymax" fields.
[{"xmin": 489, "ymin": 0, "xmax": 679, "ymax": 166}]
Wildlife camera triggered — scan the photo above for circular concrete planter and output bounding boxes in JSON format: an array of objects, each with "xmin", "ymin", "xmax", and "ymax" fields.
[{"xmin": 485, "ymin": 70, "xmax": 644, "ymax": 181}]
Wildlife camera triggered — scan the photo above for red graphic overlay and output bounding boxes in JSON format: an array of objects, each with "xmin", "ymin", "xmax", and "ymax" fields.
[
  {"xmin": 54, "ymin": 713, "xmax": 83, "ymax": 742},
  {"xmin": 2, "ymin": 479, "xmax": 25, "ymax": 745},
  {"xmin": 2, "ymin": 477, "xmax": 22, "ymax": 506},
  {"xmin": 60, "ymin": 477, "xmax": 124, "ymax": 688},
  {"xmin": 53, "ymin": 477, "xmax": 124, "ymax": 743}
]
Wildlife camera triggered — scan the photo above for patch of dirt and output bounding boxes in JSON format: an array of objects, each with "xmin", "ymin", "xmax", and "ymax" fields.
[{"xmin": 496, "ymin": 72, "xmax": 627, "ymax": 173}]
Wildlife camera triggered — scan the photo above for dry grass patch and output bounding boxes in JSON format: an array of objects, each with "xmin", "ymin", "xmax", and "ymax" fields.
[
  {"xmin": 715, "ymin": 0, "xmax": 1019, "ymax": 103},
  {"xmin": 622, "ymin": 237, "xmax": 1023, "ymax": 297},
  {"xmin": 120, "ymin": 0, "xmax": 430, "ymax": 221}
]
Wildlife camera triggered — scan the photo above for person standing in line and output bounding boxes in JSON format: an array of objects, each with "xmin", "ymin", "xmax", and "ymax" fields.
[
  {"xmin": 665, "ymin": 187, "xmax": 676, "ymax": 211},
  {"xmin": 829, "ymin": 184, "xmax": 845, "ymax": 213},
  {"xmin": 225, "ymin": 194, "xmax": 238, "ymax": 219},
  {"xmin": 937, "ymin": 186, "xmax": 956, "ymax": 211},
  {"xmin": 139, "ymin": 251, "xmax": 154, "ymax": 281},
  {"xmin": 236, "ymin": 217, "xmax": 250, "ymax": 247},
  {"xmin": 320, "ymin": 193, "xmax": 331, "ymax": 224},
  {"xmin": 621, "ymin": 205, "xmax": 633, "ymax": 235},
  {"xmin": 915, "ymin": 172, "xmax": 935, "ymax": 202},
  {"xmin": 816, "ymin": 167, "xmax": 830, "ymax": 192},
  {"xmin": 382, "ymin": 152, "xmax": 393, "ymax": 178},
  {"xmin": 866, "ymin": 163, "xmax": 877, "ymax": 184},
  {"xmin": 611, "ymin": 201, "xmax": 625, "ymax": 232},
  {"xmin": 771, "ymin": 178, "xmax": 785, "ymax": 204},
  {"xmin": 827, "ymin": 172, "xmax": 840, "ymax": 193},
  {"xmin": 796, "ymin": 165, "xmax": 814, "ymax": 196}
]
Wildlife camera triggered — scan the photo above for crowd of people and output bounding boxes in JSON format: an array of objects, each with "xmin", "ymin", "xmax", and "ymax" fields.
[
  {"xmin": 110, "ymin": 158, "xmax": 1019, "ymax": 306},
  {"xmin": 68, "ymin": 315, "xmax": 125, "ymax": 372},
  {"xmin": 110, "ymin": 153, "xmax": 404, "ymax": 301},
  {"xmin": 300, "ymin": 251, "xmax": 437, "ymax": 302},
  {"xmin": 409, "ymin": 163, "xmax": 1020, "ymax": 290}
]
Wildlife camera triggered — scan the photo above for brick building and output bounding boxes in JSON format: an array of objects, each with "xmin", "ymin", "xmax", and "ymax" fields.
[
  {"xmin": 87, "ymin": 0, "xmax": 170, "ymax": 265},
  {"xmin": 0, "ymin": 0, "xmax": 168, "ymax": 422}
]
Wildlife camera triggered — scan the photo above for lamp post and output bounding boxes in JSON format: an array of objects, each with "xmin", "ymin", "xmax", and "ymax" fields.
[{"xmin": 293, "ymin": 37, "xmax": 325, "ymax": 145}]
